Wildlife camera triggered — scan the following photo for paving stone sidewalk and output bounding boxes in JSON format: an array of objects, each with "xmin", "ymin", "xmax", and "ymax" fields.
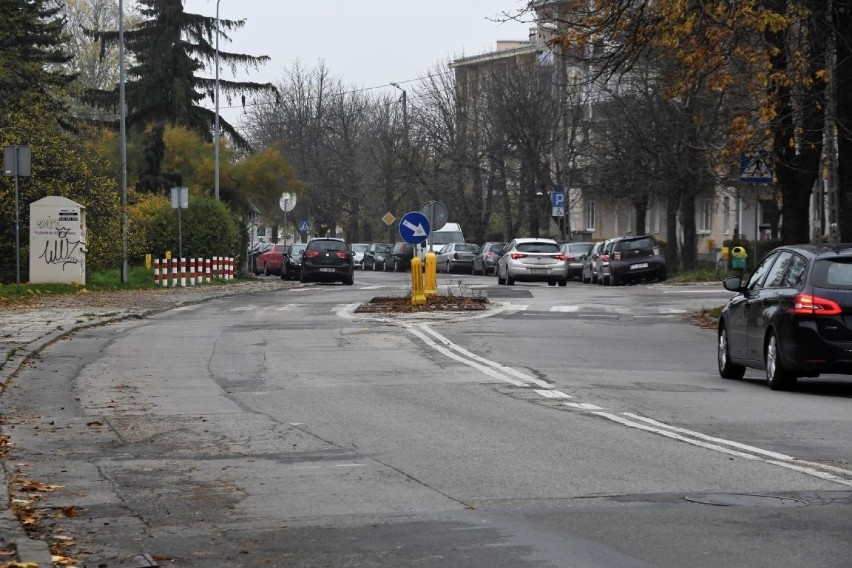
[{"xmin": 0, "ymin": 278, "xmax": 291, "ymax": 566}]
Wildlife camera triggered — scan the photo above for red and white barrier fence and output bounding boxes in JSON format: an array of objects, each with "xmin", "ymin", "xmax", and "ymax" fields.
[{"xmin": 152, "ymin": 256, "xmax": 233, "ymax": 287}]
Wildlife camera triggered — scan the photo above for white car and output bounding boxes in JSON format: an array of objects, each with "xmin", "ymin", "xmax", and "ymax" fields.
[
  {"xmin": 350, "ymin": 243, "xmax": 369, "ymax": 269},
  {"xmin": 496, "ymin": 238, "xmax": 568, "ymax": 286}
]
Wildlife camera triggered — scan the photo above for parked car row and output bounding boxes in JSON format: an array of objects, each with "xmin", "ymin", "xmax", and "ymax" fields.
[{"xmin": 581, "ymin": 235, "xmax": 667, "ymax": 285}]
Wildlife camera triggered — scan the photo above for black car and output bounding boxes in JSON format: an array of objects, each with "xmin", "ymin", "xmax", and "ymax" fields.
[
  {"xmin": 281, "ymin": 243, "xmax": 307, "ymax": 280},
  {"xmin": 386, "ymin": 241, "xmax": 418, "ymax": 272},
  {"xmin": 718, "ymin": 243, "xmax": 852, "ymax": 390},
  {"xmin": 607, "ymin": 235, "xmax": 666, "ymax": 285},
  {"xmin": 300, "ymin": 238, "xmax": 355, "ymax": 285},
  {"xmin": 363, "ymin": 243, "xmax": 392, "ymax": 271},
  {"xmin": 472, "ymin": 242, "xmax": 506, "ymax": 275}
]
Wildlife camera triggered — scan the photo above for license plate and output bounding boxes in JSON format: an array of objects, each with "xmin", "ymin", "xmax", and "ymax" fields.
[
  {"xmin": 631, "ymin": 263, "xmax": 649, "ymax": 270},
  {"xmin": 529, "ymin": 268, "xmax": 547, "ymax": 274},
  {"xmin": 320, "ymin": 267, "xmax": 336, "ymax": 273}
]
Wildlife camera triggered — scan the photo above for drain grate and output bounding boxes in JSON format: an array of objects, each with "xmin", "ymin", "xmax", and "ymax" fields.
[{"xmin": 685, "ymin": 494, "xmax": 810, "ymax": 508}]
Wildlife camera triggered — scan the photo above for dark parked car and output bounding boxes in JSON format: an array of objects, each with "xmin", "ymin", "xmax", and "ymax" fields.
[
  {"xmin": 717, "ymin": 243, "xmax": 852, "ymax": 390},
  {"xmin": 473, "ymin": 242, "xmax": 506, "ymax": 275},
  {"xmin": 387, "ymin": 241, "xmax": 419, "ymax": 272},
  {"xmin": 300, "ymin": 238, "xmax": 354, "ymax": 285},
  {"xmin": 254, "ymin": 243, "xmax": 288, "ymax": 276},
  {"xmin": 363, "ymin": 243, "xmax": 393, "ymax": 271},
  {"xmin": 607, "ymin": 235, "xmax": 666, "ymax": 285},
  {"xmin": 560, "ymin": 242, "xmax": 594, "ymax": 280},
  {"xmin": 436, "ymin": 243, "xmax": 479, "ymax": 273},
  {"xmin": 595, "ymin": 237, "xmax": 621, "ymax": 285},
  {"xmin": 581, "ymin": 241, "xmax": 604, "ymax": 284},
  {"xmin": 281, "ymin": 243, "xmax": 307, "ymax": 280}
]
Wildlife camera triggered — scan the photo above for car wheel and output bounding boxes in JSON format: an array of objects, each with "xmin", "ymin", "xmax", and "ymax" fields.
[
  {"xmin": 506, "ymin": 271, "xmax": 515, "ymax": 286},
  {"xmin": 558, "ymin": 279, "xmax": 567, "ymax": 287},
  {"xmin": 343, "ymin": 274, "xmax": 354, "ymax": 285},
  {"xmin": 445, "ymin": 261, "xmax": 451, "ymax": 274},
  {"xmin": 610, "ymin": 271, "xmax": 617, "ymax": 286},
  {"xmin": 765, "ymin": 331, "xmax": 796, "ymax": 390},
  {"xmin": 280, "ymin": 268, "xmax": 287, "ymax": 280},
  {"xmin": 717, "ymin": 324, "xmax": 746, "ymax": 379},
  {"xmin": 497, "ymin": 267, "xmax": 505, "ymax": 285},
  {"xmin": 394, "ymin": 259, "xmax": 400, "ymax": 272},
  {"xmin": 548, "ymin": 281, "xmax": 556, "ymax": 286}
]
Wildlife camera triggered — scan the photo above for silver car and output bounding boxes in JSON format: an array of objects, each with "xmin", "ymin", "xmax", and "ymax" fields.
[
  {"xmin": 496, "ymin": 238, "xmax": 568, "ymax": 286},
  {"xmin": 435, "ymin": 243, "xmax": 480, "ymax": 273}
]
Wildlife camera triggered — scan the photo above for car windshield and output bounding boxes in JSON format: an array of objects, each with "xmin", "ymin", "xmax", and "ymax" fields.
[
  {"xmin": 812, "ymin": 258, "xmax": 852, "ymax": 289},
  {"xmin": 290, "ymin": 244, "xmax": 307, "ymax": 256},
  {"xmin": 455, "ymin": 244, "xmax": 478, "ymax": 252},
  {"xmin": 310, "ymin": 240, "xmax": 346, "ymax": 252},
  {"xmin": 431, "ymin": 231, "xmax": 463, "ymax": 245},
  {"xmin": 376, "ymin": 244, "xmax": 392, "ymax": 253},
  {"xmin": 516, "ymin": 242, "xmax": 560, "ymax": 254},
  {"xmin": 565, "ymin": 243, "xmax": 593, "ymax": 254},
  {"xmin": 615, "ymin": 238, "xmax": 655, "ymax": 252},
  {"xmin": 353, "ymin": 244, "xmax": 369, "ymax": 252}
]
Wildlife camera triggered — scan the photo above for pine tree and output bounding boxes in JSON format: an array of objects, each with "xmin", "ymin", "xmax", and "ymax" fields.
[
  {"xmin": 84, "ymin": 0, "xmax": 276, "ymax": 192},
  {"xmin": 0, "ymin": 0, "xmax": 75, "ymax": 113}
]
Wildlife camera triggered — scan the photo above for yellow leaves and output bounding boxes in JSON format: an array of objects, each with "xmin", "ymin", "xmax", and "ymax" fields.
[{"xmin": 815, "ymin": 69, "xmax": 829, "ymax": 82}]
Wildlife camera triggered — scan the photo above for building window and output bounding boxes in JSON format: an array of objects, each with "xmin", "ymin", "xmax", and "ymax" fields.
[
  {"xmin": 697, "ymin": 198, "xmax": 712, "ymax": 233},
  {"xmin": 584, "ymin": 200, "xmax": 596, "ymax": 231},
  {"xmin": 723, "ymin": 196, "xmax": 731, "ymax": 235}
]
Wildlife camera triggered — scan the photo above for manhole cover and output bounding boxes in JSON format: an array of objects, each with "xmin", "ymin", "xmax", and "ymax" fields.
[{"xmin": 685, "ymin": 494, "xmax": 809, "ymax": 508}]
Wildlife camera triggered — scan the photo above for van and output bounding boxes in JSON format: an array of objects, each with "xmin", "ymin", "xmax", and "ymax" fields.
[{"xmin": 428, "ymin": 222, "xmax": 464, "ymax": 248}]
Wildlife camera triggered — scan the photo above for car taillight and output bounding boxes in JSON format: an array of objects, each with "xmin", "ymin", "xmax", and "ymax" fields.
[
  {"xmin": 613, "ymin": 252, "xmax": 621, "ymax": 261},
  {"xmin": 304, "ymin": 251, "xmax": 319, "ymax": 259},
  {"xmin": 792, "ymin": 294, "xmax": 842, "ymax": 315},
  {"xmin": 511, "ymin": 253, "xmax": 527, "ymax": 260},
  {"xmin": 552, "ymin": 253, "xmax": 566, "ymax": 261},
  {"xmin": 485, "ymin": 252, "xmax": 493, "ymax": 258},
  {"xmin": 601, "ymin": 254, "xmax": 610, "ymax": 262},
  {"xmin": 565, "ymin": 254, "xmax": 576, "ymax": 262},
  {"xmin": 336, "ymin": 252, "xmax": 349, "ymax": 259}
]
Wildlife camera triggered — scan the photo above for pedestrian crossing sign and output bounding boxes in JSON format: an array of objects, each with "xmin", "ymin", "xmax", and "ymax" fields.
[{"xmin": 739, "ymin": 150, "xmax": 772, "ymax": 183}]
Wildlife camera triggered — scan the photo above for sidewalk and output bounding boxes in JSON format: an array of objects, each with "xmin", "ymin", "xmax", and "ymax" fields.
[{"xmin": 0, "ymin": 278, "xmax": 291, "ymax": 566}]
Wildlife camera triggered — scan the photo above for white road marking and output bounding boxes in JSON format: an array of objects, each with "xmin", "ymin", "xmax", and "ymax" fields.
[
  {"xmin": 230, "ymin": 305, "xmax": 256, "ymax": 312},
  {"xmin": 358, "ymin": 285, "xmax": 386, "ymax": 290},
  {"xmin": 594, "ymin": 412, "xmax": 852, "ymax": 487},
  {"xmin": 535, "ymin": 389, "xmax": 572, "ymax": 399},
  {"xmin": 171, "ymin": 305, "xmax": 201, "ymax": 312},
  {"xmin": 276, "ymin": 304, "xmax": 303, "ymax": 311},
  {"xmin": 549, "ymin": 305, "xmax": 580, "ymax": 312},
  {"xmin": 405, "ymin": 325, "xmax": 527, "ymax": 386},
  {"xmin": 564, "ymin": 402, "xmax": 604, "ymax": 410}
]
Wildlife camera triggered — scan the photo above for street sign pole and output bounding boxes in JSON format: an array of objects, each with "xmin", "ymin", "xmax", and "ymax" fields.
[{"xmin": 4, "ymin": 145, "xmax": 31, "ymax": 286}]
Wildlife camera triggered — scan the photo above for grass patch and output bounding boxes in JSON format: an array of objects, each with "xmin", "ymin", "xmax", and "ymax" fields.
[{"xmin": 668, "ymin": 267, "xmax": 739, "ymax": 283}]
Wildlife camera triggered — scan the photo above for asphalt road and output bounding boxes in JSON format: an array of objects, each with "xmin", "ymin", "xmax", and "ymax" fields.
[{"xmin": 3, "ymin": 270, "xmax": 851, "ymax": 567}]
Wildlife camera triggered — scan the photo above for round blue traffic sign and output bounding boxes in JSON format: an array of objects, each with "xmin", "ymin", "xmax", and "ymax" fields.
[{"xmin": 399, "ymin": 211, "xmax": 431, "ymax": 244}]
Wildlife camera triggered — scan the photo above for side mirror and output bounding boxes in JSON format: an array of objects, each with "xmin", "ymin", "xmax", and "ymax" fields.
[{"xmin": 723, "ymin": 276, "xmax": 743, "ymax": 292}]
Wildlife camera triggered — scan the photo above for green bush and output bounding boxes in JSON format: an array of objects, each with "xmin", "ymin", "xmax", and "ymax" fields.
[{"xmin": 129, "ymin": 194, "xmax": 238, "ymax": 261}]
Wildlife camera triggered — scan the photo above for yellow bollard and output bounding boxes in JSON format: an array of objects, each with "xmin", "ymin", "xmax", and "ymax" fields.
[
  {"xmin": 410, "ymin": 256, "xmax": 426, "ymax": 305},
  {"xmin": 424, "ymin": 251, "xmax": 437, "ymax": 296}
]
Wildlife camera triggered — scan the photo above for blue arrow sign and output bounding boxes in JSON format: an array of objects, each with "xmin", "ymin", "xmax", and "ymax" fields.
[{"xmin": 399, "ymin": 211, "xmax": 431, "ymax": 244}]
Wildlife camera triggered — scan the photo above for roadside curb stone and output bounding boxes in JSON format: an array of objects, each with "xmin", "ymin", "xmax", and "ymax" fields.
[{"xmin": 0, "ymin": 278, "xmax": 294, "ymax": 565}]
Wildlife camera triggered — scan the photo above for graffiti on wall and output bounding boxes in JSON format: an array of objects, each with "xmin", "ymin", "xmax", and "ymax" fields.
[{"xmin": 33, "ymin": 212, "xmax": 87, "ymax": 270}]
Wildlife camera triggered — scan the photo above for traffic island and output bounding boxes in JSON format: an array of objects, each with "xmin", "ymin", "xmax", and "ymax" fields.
[{"xmin": 355, "ymin": 295, "xmax": 488, "ymax": 313}]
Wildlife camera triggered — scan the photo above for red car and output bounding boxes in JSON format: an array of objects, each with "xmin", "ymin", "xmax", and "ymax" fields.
[{"xmin": 254, "ymin": 243, "xmax": 288, "ymax": 276}]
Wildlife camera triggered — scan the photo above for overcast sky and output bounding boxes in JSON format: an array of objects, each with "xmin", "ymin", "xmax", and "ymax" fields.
[{"xmin": 181, "ymin": 0, "xmax": 534, "ymax": 124}]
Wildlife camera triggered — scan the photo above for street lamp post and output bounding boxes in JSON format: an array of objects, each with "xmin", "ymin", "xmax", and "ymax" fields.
[
  {"xmin": 214, "ymin": 0, "xmax": 222, "ymax": 200},
  {"xmin": 119, "ymin": 0, "xmax": 128, "ymax": 282},
  {"xmin": 390, "ymin": 82, "xmax": 409, "ymax": 213}
]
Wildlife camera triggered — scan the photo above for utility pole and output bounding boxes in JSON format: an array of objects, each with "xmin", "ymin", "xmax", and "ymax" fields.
[
  {"xmin": 119, "ymin": 0, "xmax": 128, "ymax": 282},
  {"xmin": 214, "ymin": 0, "xmax": 222, "ymax": 200},
  {"xmin": 390, "ymin": 82, "xmax": 410, "ymax": 209},
  {"xmin": 823, "ymin": 0, "xmax": 840, "ymax": 243}
]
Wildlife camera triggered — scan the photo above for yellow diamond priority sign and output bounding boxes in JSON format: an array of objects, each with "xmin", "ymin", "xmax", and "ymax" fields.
[{"xmin": 382, "ymin": 212, "xmax": 396, "ymax": 226}]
